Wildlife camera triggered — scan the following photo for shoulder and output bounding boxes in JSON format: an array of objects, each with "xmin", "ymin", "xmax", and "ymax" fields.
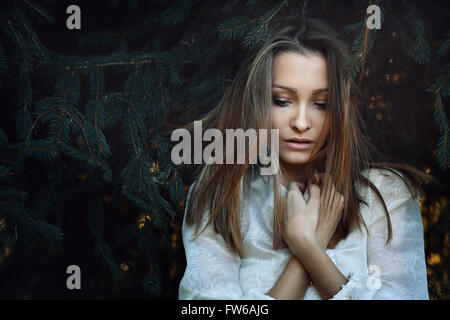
[
  {"xmin": 186, "ymin": 180, "xmax": 197, "ymax": 204},
  {"xmin": 361, "ymin": 167, "xmax": 415, "ymax": 202},
  {"xmin": 244, "ymin": 174, "xmax": 274, "ymax": 199},
  {"xmin": 360, "ymin": 167, "xmax": 419, "ymax": 226}
]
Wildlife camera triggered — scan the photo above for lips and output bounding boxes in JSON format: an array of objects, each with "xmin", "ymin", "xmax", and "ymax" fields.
[
  {"xmin": 283, "ymin": 138, "xmax": 314, "ymax": 150},
  {"xmin": 285, "ymin": 138, "xmax": 312, "ymax": 143}
]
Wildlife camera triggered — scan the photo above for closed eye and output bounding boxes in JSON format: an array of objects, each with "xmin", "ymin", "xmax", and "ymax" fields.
[
  {"xmin": 272, "ymin": 98, "xmax": 290, "ymax": 107},
  {"xmin": 314, "ymin": 102, "xmax": 328, "ymax": 109}
]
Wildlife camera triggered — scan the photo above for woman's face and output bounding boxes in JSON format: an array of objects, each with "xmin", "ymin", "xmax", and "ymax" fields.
[{"xmin": 271, "ymin": 51, "xmax": 328, "ymax": 168}]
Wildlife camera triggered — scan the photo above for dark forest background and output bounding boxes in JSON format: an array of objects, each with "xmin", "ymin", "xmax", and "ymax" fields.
[{"xmin": 0, "ymin": 0, "xmax": 449, "ymax": 299}]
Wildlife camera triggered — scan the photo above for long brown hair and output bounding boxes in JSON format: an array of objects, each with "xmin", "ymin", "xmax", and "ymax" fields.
[{"xmin": 181, "ymin": 13, "xmax": 435, "ymax": 257}]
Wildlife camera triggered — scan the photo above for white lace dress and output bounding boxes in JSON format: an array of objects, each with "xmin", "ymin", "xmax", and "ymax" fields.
[{"xmin": 178, "ymin": 168, "xmax": 429, "ymax": 300}]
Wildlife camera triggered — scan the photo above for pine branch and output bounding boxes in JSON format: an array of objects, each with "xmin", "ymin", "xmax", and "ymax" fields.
[
  {"xmin": 14, "ymin": 3, "xmax": 47, "ymax": 61},
  {"xmin": 433, "ymin": 94, "xmax": 450, "ymax": 170},
  {"xmin": 5, "ymin": 15, "xmax": 31, "ymax": 75},
  {"xmin": 36, "ymin": 53, "xmax": 192, "ymax": 72},
  {"xmin": 437, "ymin": 30, "xmax": 450, "ymax": 59},
  {"xmin": 20, "ymin": 0, "xmax": 55, "ymax": 23},
  {"xmin": 86, "ymin": 67, "xmax": 111, "ymax": 158},
  {"xmin": 344, "ymin": 0, "xmax": 381, "ymax": 84},
  {"xmin": 88, "ymin": 197, "xmax": 122, "ymax": 281},
  {"xmin": 216, "ymin": 16, "xmax": 257, "ymax": 40},
  {"xmin": 402, "ymin": 0, "xmax": 431, "ymax": 65},
  {"xmin": 358, "ymin": 26, "xmax": 370, "ymax": 88},
  {"xmin": 0, "ymin": 201, "xmax": 63, "ymax": 243},
  {"xmin": 242, "ymin": 1, "xmax": 288, "ymax": 50}
]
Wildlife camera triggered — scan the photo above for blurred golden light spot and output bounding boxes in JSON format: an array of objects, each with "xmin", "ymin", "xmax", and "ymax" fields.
[
  {"xmin": 377, "ymin": 101, "xmax": 388, "ymax": 108},
  {"xmin": 419, "ymin": 196, "xmax": 425, "ymax": 211},
  {"xmin": 428, "ymin": 253, "xmax": 441, "ymax": 265},
  {"xmin": 150, "ymin": 161, "xmax": 160, "ymax": 173},
  {"xmin": 0, "ymin": 218, "xmax": 6, "ymax": 231},
  {"xmin": 171, "ymin": 233, "xmax": 178, "ymax": 248},
  {"xmin": 425, "ymin": 167, "xmax": 431, "ymax": 174},
  {"xmin": 422, "ymin": 216, "xmax": 428, "ymax": 233},
  {"xmin": 169, "ymin": 264, "xmax": 177, "ymax": 278},
  {"xmin": 76, "ymin": 173, "xmax": 89, "ymax": 180},
  {"xmin": 120, "ymin": 263, "xmax": 129, "ymax": 272},
  {"xmin": 394, "ymin": 72, "xmax": 407, "ymax": 84},
  {"xmin": 137, "ymin": 214, "xmax": 152, "ymax": 229},
  {"xmin": 376, "ymin": 113, "xmax": 383, "ymax": 121},
  {"xmin": 392, "ymin": 73, "xmax": 400, "ymax": 84},
  {"xmin": 428, "ymin": 197, "xmax": 448, "ymax": 224}
]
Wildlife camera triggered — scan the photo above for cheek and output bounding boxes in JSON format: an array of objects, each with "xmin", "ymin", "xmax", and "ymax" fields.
[
  {"xmin": 318, "ymin": 116, "xmax": 326, "ymax": 131},
  {"xmin": 318, "ymin": 113, "xmax": 326, "ymax": 131},
  {"xmin": 271, "ymin": 108, "xmax": 285, "ymax": 129},
  {"xmin": 312, "ymin": 111, "xmax": 327, "ymax": 131}
]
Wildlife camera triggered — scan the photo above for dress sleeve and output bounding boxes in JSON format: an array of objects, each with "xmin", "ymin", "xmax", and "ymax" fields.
[
  {"xmin": 330, "ymin": 169, "xmax": 429, "ymax": 300},
  {"xmin": 178, "ymin": 183, "xmax": 275, "ymax": 300}
]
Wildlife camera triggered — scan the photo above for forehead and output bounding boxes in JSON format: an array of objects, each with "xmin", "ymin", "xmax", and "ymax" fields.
[{"xmin": 272, "ymin": 52, "xmax": 328, "ymax": 92}]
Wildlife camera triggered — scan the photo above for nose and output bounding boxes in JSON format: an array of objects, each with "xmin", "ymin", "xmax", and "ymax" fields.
[{"xmin": 290, "ymin": 102, "xmax": 311, "ymax": 132}]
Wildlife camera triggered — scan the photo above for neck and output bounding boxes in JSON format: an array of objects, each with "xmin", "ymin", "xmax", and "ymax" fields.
[{"xmin": 280, "ymin": 161, "xmax": 307, "ymax": 187}]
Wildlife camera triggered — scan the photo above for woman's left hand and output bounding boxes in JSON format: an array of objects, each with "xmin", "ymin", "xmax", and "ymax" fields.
[{"xmin": 314, "ymin": 173, "xmax": 345, "ymax": 250}]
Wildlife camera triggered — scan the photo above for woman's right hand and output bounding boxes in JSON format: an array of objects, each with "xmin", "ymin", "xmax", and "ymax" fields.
[
  {"xmin": 282, "ymin": 180, "xmax": 321, "ymax": 249},
  {"xmin": 282, "ymin": 172, "xmax": 344, "ymax": 252}
]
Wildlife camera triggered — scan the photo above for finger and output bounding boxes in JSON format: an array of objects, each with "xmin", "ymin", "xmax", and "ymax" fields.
[
  {"xmin": 307, "ymin": 182, "xmax": 321, "ymax": 208},
  {"xmin": 288, "ymin": 181, "xmax": 306, "ymax": 194},
  {"xmin": 298, "ymin": 182, "xmax": 305, "ymax": 193},
  {"xmin": 287, "ymin": 181, "xmax": 306, "ymax": 206},
  {"xmin": 320, "ymin": 176, "xmax": 344, "ymax": 215},
  {"xmin": 313, "ymin": 170, "xmax": 321, "ymax": 185},
  {"xmin": 313, "ymin": 171, "xmax": 326, "ymax": 187},
  {"xmin": 303, "ymin": 188, "xmax": 310, "ymax": 202},
  {"xmin": 288, "ymin": 181, "xmax": 301, "ymax": 194}
]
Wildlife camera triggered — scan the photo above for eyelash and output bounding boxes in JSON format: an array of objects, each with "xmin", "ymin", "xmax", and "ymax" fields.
[{"xmin": 272, "ymin": 98, "xmax": 328, "ymax": 109}]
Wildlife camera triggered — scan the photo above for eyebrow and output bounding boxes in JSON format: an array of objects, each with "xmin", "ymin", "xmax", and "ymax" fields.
[{"xmin": 272, "ymin": 84, "xmax": 328, "ymax": 95}]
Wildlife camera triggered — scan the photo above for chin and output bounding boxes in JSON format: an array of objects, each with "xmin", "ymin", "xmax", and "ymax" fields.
[{"xmin": 279, "ymin": 152, "xmax": 311, "ymax": 165}]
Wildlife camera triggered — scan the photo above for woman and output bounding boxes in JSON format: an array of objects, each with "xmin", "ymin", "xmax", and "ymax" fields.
[{"xmin": 177, "ymin": 13, "xmax": 432, "ymax": 300}]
